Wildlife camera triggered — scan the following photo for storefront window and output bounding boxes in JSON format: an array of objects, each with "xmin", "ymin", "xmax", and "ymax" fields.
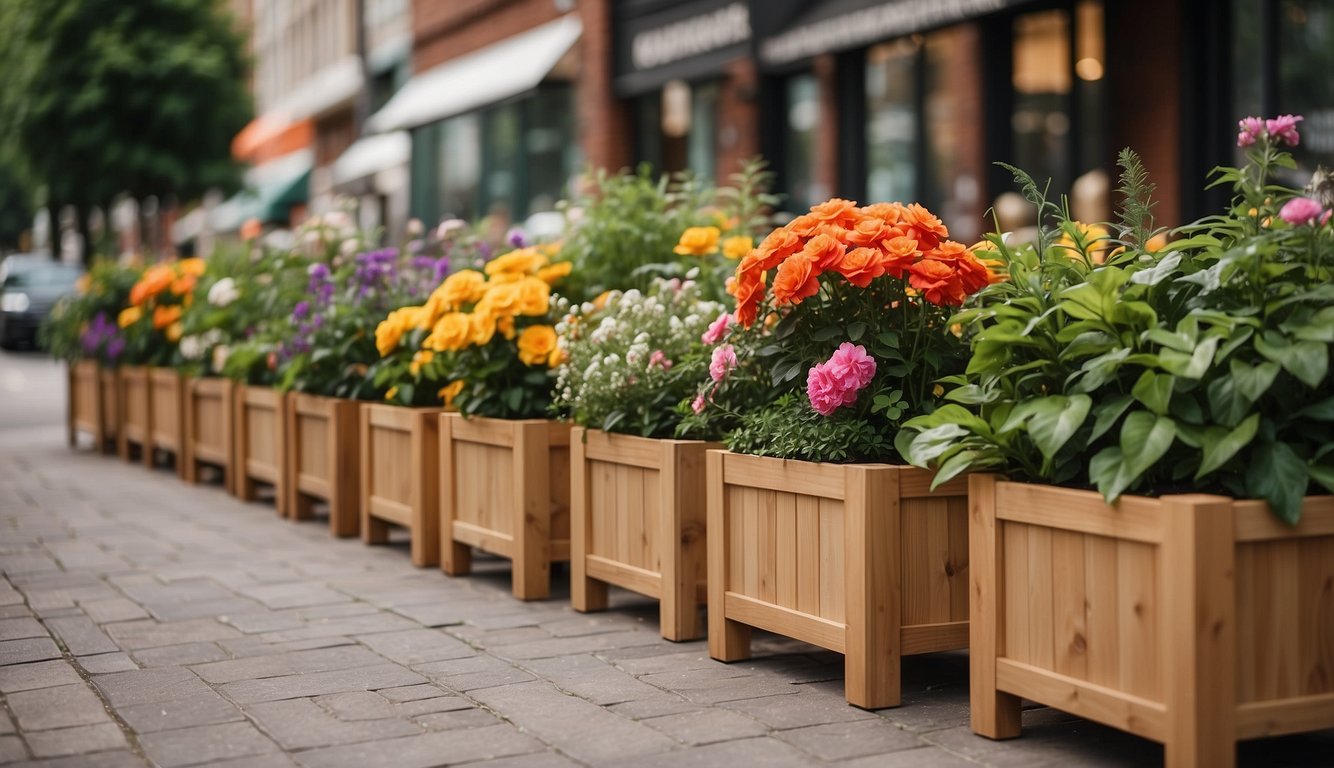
[
  {"xmin": 785, "ymin": 73, "xmax": 821, "ymax": 213},
  {"xmin": 438, "ymin": 113, "xmax": 480, "ymax": 220},
  {"xmin": 866, "ymin": 39, "xmax": 918, "ymax": 204},
  {"xmin": 526, "ymin": 85, "xmax": 577, "ymax": 216},
  {"xmin": 688, "ymin": 82, "xmax": 720, "ymax": 182},
  {"xmin": 1011, "ymin": 10, "xmax": 1073, "ymax": 197}
]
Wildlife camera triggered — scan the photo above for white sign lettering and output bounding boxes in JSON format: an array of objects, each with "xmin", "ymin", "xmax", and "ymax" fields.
[{"xmin": 631, "ymin": 2, "xmax": 751, "ymax": 71}]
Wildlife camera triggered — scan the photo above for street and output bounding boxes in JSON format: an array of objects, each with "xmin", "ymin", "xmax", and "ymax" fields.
[{"xmin": 0, "ymin": 352, "xmax": 1330, "ymax": 767}]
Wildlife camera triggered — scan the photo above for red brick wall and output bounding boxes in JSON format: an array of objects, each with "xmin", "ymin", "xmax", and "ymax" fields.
[
  {"xmin": 717, "ymin": 57, "xmax": 760, "ymax": 184},
  {"xmin": 577, "ymin": 0, "xmax": 631, "ymax": 173}
]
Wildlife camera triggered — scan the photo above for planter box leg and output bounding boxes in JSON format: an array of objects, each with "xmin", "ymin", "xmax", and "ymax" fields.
[
  {"xmin": 660, "ymin": 441, "xmax": 704, "ymax": 641},
  {"xmin": 569, "ymin": 431, "xmax": 608, "ymax": 613},
  {"xmin": 408, "ymin": 412, "xmax": 440, "ymax": 568},
  {"xmin": 706, "ymin": 450, "xmax": 751, "ymax": 661},
  {"xmin": 328, "ymin": 400, "xmax": 359, "ymax": 537},
  {"xmin": 844, "ymin": 466, "xmax": 901, "ymax": 709},
  {"xmin": 969, "ymin": 474, "xmax": 1023, "ymax": 739},
  {"xmin": 360, "ymin": 406, "xmax": 389, "ymax": 545},
  {"xmin": 512, "ymin": 422, "xmax": 551, "ymax": 600},
  {"xmin": 439, "ymin": 415, "xmax": 471, "ymax": 576}
]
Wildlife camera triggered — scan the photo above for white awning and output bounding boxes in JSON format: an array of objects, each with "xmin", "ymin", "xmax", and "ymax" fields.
[
  {"xmin": 331, "ymin": 131, "xmax": 410, "ymax": 187},
  {"xmin": 366, "ymin": 14, "xmax": 581, "ymax": 133}
]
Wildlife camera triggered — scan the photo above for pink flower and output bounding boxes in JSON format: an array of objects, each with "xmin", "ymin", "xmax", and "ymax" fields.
[
  {"xmin": 701, "ymin": 312, "xmax": 731, "ymax": 345},
  {"xmin": 1237, "ymin": 116, "xmax": 1264, "ymax": 148},
  {"xmin": 1279, "ymin": 197, "xmax": 1324, "ymax": 226},
  {"xmin": 648, "ymin": 350, "xmax": 672, "ymax": 370},
  {"xmin": 1266, "ymin": 114, "xmax": 1303, "ymax": 147},
  {"xmin": 806, "ymin": 343, "xmax": 877, "ymax": 416},
  {"xmin": 709, "ymin": 344, "xmax": 737, "ymax": 382},
  {"xmin": 1322, "ymin": 209, "xmax": 1332, "ymax": 227},
  {"xmin": 691, "ymin": 393, "xmax": 707, "ymax": 414}
]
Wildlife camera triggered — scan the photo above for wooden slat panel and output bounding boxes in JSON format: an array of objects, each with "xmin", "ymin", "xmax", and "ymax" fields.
[
  {"xmin": 1001, "ymin": 521, "xmax": 1030, "ymax": 664},
  {"xmin": 638, "ymin": 463, "xmax": 659, "ymax": 573},
  {"xmin": 757, "ymin": 489, "xmax": 777, "ymax": 604},
  {"xmin": 1026, "ymin": 525, "xmax": 1055, "ymax": 669},
  {"xmin": 453, "ymin": 520, "xmax": 514, "ymax": 557},
  {"xmin": 549, "ymin": 443, "xmax": 572, "ymax": 547},
  {"xmin": 1239, "ymin": 539, "xmax": 1301, "ymax": 701},
  {"xmin": 796, "ymin": 494, "xmax": 821, "ymax": 616},
  {"xmin": 583, "ymin": 429, "xmax": 662, "ymax": 468},
  {"xmin": 724, "ymin": 592, "xmax": 846, "ymax": 653},
  {"xmin": 996, "ymin": 659, "xmax": 1166, "ymax": 743},
  {"xmin": 775, "ymin": 492, "xmax": 798, "ymax": 611},
  {"xmin": 1116, "ymin": 539, "xmax": 1160, "ymax": 701},
  {"xmin": 900, "ymin": 496, "xmax": 928, "ymax": 626},
  {"xmin": 1235, "ymin": 692, "xmax": 1334, "ymax": 740},
  {"xmin": 947, "ymin": 496, "xmax": 969, "ymax": 622},
  {"xmin": 723, "ymin": 452, "xmax": 849, "ymax": 499},
  {"xmin": 1083, "ymin": 534, "xmax": 1120, "ymax": 691},
  {"xmin": 742, "ymin": 487, "xmax": 759, "ymax": 598},
  {"xmin": 996, "ymin": 482, "xmax": 1166, "ymax": 544},
  {"xmin": 587, "ymin": 554, "xmax": 662, "ymax": 598},
  {"xmin": 1234, "ymin": 498, "xmax": 1334, "ymax": 541},
  {"xmin": 901, "ymin": 621, "xmax": 969, "ymax": 656},
  {"xmin": 592, "ymin": 458, "xmax": 615, "ymax": 559},
  {"xmin": 296, "ymin": 412, "xmax": 330, "ymax": 479},
  {"xmin": 1297, "ymin": 537, "xmax": 1334, "ymax": 698},
  {"xmin": 245, "ymin": 460, "xmax": 277, "ymax": 483},
  {"xmin": 367, "ymin": 403, "xmax": 418, "ymax": 431},
  {"xmin": 455, "ymin": 442, "xmax": 514, "ymax": 536},
  {"xmin": 368, "ymin": 496, "xmax": 412, "ymax": 527},
  {"xmin": 1050, "ymin": 529, "xmax": 1088, "ymax": 680},
  {"xmin": 449, "ymin": 414, "xmax": 516, "ymax": 446},
  {"xmin": 818, "ymin": 496, "xmax": 845, "ymax": 624},
  {"xmin": 726, "ymin": 486, "xmax": 744, "ymax": 592},
  {"xmin": 298, "ymin": 474, "xmax": 331, "ymax": 497},
  {"xmin": 370, "ymin": 422, "xmax": 413, "ymax": 508}
]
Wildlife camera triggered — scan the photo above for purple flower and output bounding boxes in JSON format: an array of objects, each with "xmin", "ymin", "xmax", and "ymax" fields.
[
  {"xmin": 507, "ymin": 227, "xmax": 528, "ymax": 248},
  {"xmin": 292, "ymin": 300, "xmax": 311, "ymax": 321},
  {"xmin": 106, "ymin": 336, "xmax": 125, "ymax": 362}
]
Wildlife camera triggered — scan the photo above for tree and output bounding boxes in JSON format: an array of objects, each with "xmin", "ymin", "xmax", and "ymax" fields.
[{"xmin": 0, "ymin": 0, "xmax": 252, "ymax": 263}]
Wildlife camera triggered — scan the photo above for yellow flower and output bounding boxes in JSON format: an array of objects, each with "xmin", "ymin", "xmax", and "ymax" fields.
[
  {"xmin": 674, "ymin": 226, "xmax": 721, "ymax": 256},
  {"xmin": 439, "ymin": 380, "xmax": 465, "ymax": 408},
  {"xmin": 487, "ymin": 271, "xmax": 524, "ymax": 285},
  {"xmin": 536, "ymin": 261, "xmax": 572, "ymax": 285},
  {"xmin": 469, "ymin": 312, "xmax": 497, "ymax": 346},
  {"xmin": 721, "ymin": 235, "xmax": 753, "ymax": 260},
  {"xmin": 933, "ymin": 383, "xmax": 945, "ymax": 397},
  {"xmin": 432, "ymin": 270, "xmax": 487, "ymax": 309},
  {"xmin": 420, "ymin": 294, "xmax": 447, "ymax": 328},
  {"xmin": 1055, "ymin": 222, "xmax": 1113, "ymax": 264},
  {"xmin": 515, "ymin": 277, "xmax": 551, "ymax": 316},
  {"xmin": 476, "ymin": 282, "xmax": 521, "ymax": 318},
  {"xmin": 497, "ymin": 314, "xmax": 515, "ymax": 340},
  {"xmin": 424, "ymin": 312, "xmax": 471, "ymax": 352},
  {"xmin": 177, "ymin": 257, "xmax": 206, "ymax": 277},
  {"xmin": 1146, "ymin": 233, "xmax": 1168, "ymax": 252},
  {"xmin": 75, "ymin": 274, "xmax": 91, "ymax": 295},
  {"xmin": 117, "ymin": 306, "xmax": 143, "ymax": 329},
  {"xmin": 410, "ymin": 349, "xmax": 435, "ymax": 376},
  {"xmin": 166, "ymin": 322, "xmax": 184, "ymax": 343},
  {"xmin": 516, "ymin": 325, "xmax": 558, "ymax": 366},
  {"xmin": 592, "ymin": 290, "xmax": 613, "ymax": 310},
  {"xmin": 484, "ymin": 247, "xmax": 548, "ymax": 278},
  {"xmin": 375, "ymin": 307, "xmax": 415, "ymax": 357},
  {"xmin": 385, "ymin": 386, "xmax": 398, "ymax": 401}
]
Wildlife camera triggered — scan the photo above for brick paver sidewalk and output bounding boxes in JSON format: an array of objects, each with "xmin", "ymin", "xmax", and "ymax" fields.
[{"xmin": 1, "ymin": 442, "xmax": 1329, "ymax": 767}]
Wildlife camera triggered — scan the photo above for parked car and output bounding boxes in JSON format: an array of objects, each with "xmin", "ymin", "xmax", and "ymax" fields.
[{"xmin": 0, "ymin": 255, "xmax": 82, "ymax": 349}]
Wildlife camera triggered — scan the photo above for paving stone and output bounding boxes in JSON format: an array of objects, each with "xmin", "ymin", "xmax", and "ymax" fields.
[
  {"xmin": 488, "ymin": 630, "xmax": 665, "ymax": 661},
  {"xmin": 520, "ymin": 654, "xmax": 665, "ymax": 706},
  {"xmin": 92, "ymin": 667, "xmax": 213, "ymax": 707},
  {"xmin": 216, "ymin": 635, "xmax": 356, "ymax": 659},
  {"xmin": 0, "ymin": 637, "xmax": 62, "ymax": 666},
  {"xmin": 721, "ymin": 691, "xmax": 876, "ymax": 730},
  {"xmin": 130, "ymin": 641, "xmax": 229, "ymax": 668},
  {"xmin": 291, "ymin": 723, "xmax": 543, "ymax": 768},
  {"xmin": 314, "ymin": 691, "xmax": 395, "ymax": 721},
  {"xmin": 0, "ymin": 708, "xmax": 13, "ymax": 735},
  {"xmin": 638, "ymin": 667, "xmax": 799, "ymax": 705},
  {"xmin": 413, "ymin": 707, "xmax": 501, "ymax": 731},
  {"xmin": 375, "ymin": 683, "xmax": 448, "ymax": 703},
  {"xmin": 114, "ymin": 578, "xmax": 235, "ymax": 606},
  {"xmin": 77, "ymin": 598, "xmax": 149, "ymax": 624},
  {"xmin": 6, "ymin": 683, "xmax": 110, "ymax": 730},
  {"xmin": 44, "ymin": 615, "xmax": 119, "ymax": 655},
  {"xmin": 632, "ymin": 736, "xmax": 816, "ymax": 768},
  {"xmin": 394, "ymin": 695, "xmax": 475, "ymax": 718},
  {"xmin": 200, "ymin": 755, "xmax": 300, "ymax": 768},
  {"xmin": 75, "ymin": 653, "xmax": 139, "ymax": 674},
  {"xmin": 461, "ymin": 751, "xmax": 582, "ymax": 768},
  {"xmin": 352, "ymin": 628, "xmax": 475, "ymax": 665},
  {"xmin": 641, "ymin": 707, "xmax": 768, "ymax": 746},
  {"xmin": 244, "ymin": 698, "xmax": 420, "ymax": 750},
  {"xmin": 194, "ymin": 645, "xmax": 388, "ymax": 684},
  {"xmin": 0, "ymin": 617, "xmax": 48, "ymax": 641},
  {"xmin": 413, "ymin": 653, "xmax": 536, "ymax": 692},
  {"xmin": 0, "ymin": 735, "xmax": 27, "ymax": 763},
  {"xmin": 471, "ymin": 681, "xmax": 678, "ymax": 764},
  {"xmin": 0, "ymin": 660, "xmax": 82, "ymax": 693},
  {"xmin": 116, "ymin": 690, "xmax": 245, "ymax": 733},
  {"xmin": 145, "ymin": 596, "xmax": 269, "ymax": 622},
  {"xmin": 220, "ymin": 663, "xmax": 427, "ymax": 703},
  {"xmin": 776, "ymin": 718, "xmax": 923, "ymax": 760},
  {"xmin": 104, "ymin": 618, "xmax": 242, "ymax": 650},
  {"xmin": 138, "ymin": 721, "xmax": 280, "ymax": 768},
  {"xmin": 24, "ymin": 722, "xmax": 128, "ymax": 758},
  {"xmin": 0, "ymin": 605, "xmax": 34, "ymax": 619},
  {"xmin": 239, "ymin": 582, "xmax": 351, "ymax": 610},
  {"xmin": 606, "ymin": 696, "xmax": 701, "ymax": 721},
  {"xmin": 841, "ymin": 745, "xmax": 979, "ymax": 768}
]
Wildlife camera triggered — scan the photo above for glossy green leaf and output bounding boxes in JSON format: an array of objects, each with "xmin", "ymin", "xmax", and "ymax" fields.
[
  {"xmin": 1196, "ymin": 413, "xmax": 1259, "ymax": 478},
  {"xmin": 1131, "ymin": 370, "xmax": 1174, "ymax": 415}
]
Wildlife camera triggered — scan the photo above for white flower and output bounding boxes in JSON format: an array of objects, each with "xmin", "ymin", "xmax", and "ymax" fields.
[
  {"xmin": 685, "ymin": 267, "xmax": 700, "ymax": 279},
  {"xmin": 436, "ymin": 219, "xmax": 466, "ymax": 239},
  {"xmin": 406, "ymin": 218, "xmax": 424, "ymax": 237},
  {"xmin": 179, "ymin": 335, "xmax": 204, "ymax": 361},
  {"xmin": 340, "ymin": 238, "xmax": 360, "ymax": 258},
  {"xmin": 212, "ymin": 344, "xmax": 230, "ymax": 373},
  {"xmin": 207, "ymin": 277, "xmax": 239, "ymax": 307}
]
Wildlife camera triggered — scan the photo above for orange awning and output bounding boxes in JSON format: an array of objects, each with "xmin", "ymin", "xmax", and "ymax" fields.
[{"xmin": 232, "ymin": 113, "xmax": 314, "ymax": 165}]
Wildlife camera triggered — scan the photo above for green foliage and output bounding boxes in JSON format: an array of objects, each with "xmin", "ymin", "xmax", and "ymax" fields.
[
  {"xmin": 41, "ymin": 260, "xmax": 141, "ymax": 364},
  {"xmin": 726, "ymin": 394, "xmax": 893, "ymax": 463},
  {"xmin": 899, "ymin": 148, "xmax": 1334, "ymax": 524}
]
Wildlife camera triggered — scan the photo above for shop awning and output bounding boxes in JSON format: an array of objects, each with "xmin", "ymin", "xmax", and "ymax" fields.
[
  {"xmin": 330, "ymin": 131, "xmax": 410, "ymax": 188},
  {"xmin": 612, "ymin": 0, "xmax": 751, "ymax": 96},
  {"xmin": 211, "ymin": 150, "xmax": 313, "ymax": 232},
  {"xmin": 366, "ymin": 14, "xmax": 581, "ymax": 133},
  {"xmin": 231, "ymin": 113, "xmax": 314, "ymax": 165},
  {"xmin": 758, "ymin": 0, "xmax": 1024, "ymax": 67}
]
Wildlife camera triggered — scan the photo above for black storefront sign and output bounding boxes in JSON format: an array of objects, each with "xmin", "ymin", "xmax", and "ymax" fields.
[
  {"xmin": 758, "ymin": 0, "xmax": 1026, "ymax": 67},
  {"xmin": 613, "ymin": 0, "xmax": 752, "ymax": 96}
]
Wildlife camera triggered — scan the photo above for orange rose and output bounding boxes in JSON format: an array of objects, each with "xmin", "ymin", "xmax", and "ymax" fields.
[
  {"xmin": 860, "ymin": 202, "xmax": 906, "ymax": 224},
  {"xmin": 772, "ymin": 254, "xmax": 821, "ymax": 306},
  {"xmin": 902, "ymin": 203, "xmax": 949, "ymax": 250},
  {"xmin": 881, "ymin": 236, "xmax": 921, "ymax": 278},
  {"xmin": 797, "ymin": 233, "xmax": 846, "ymax": 272},
  {"xmin": 808, "ymin": 198, "xmax": 861, "ymax": 227},
  {"xmin": 732, "ymin": 274, "xmax": 764, "ymax": 328},
  {"xmin": 835, "ymin": 247, "xmax": 888, "ymax": 288},
  {"xmin": 752, "ymin": 228, "xmax": 803, "ymax": 270},
  {"xmin": 785, "ymin": 214, "xmax": 822, "ymax": 238},
  {"xmin": 130, "ymin": 264, "xmax": 174, "ymax": 305},
  {"xmin": 171, "ymin": 273, "xmax": 197, "ymax": 297},
  {"xmin": 152, "ymin": 304, "xmax": 182, "ymax": 330},
  {"xmin": 844, "ymin": 217, "xmax": 895, "ymax": 249},
  {"xmin": 928, "ymin": 241, "xmax": 991, "ymax": 294}
]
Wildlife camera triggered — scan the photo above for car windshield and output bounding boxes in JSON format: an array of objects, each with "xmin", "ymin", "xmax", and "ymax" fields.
[{"xmin": 2, "ymin": 263, "xmax": 81, "ymax": 290}]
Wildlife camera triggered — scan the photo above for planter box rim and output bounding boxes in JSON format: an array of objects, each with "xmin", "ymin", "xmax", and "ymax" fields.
[
  {"xmin": 711, "ymin": 447, "xmax": 913, "ymax": 472},
  {"xmin": 575, "ymin": 426, "xmax": 715, "ymax": 447},
  {"xmin": 981, "ymin": 473, "xmax": 1334, "ymax": 510},
  {"xmin": 446, "ymin": 413, "xmax": 563, "ymax": 426}
]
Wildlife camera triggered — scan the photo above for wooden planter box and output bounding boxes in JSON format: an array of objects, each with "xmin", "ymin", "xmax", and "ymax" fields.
[
  {"xmin": 117, "ymin": 365, "xmax": 151, "ymax": 466},
  {"xmin": 570, "ymin": 427, "xmax": 715, "ymax": 640},
  {"xmin": 439, "ymin": 414, "xmax": 571, "ymax": 601},
  {"xmin": 232, "ymin": 385, "xmax": 288, "ymax": 514},
  {"xmin": 706, "ymin": 450, "xmax": 969, "ymax": 709},
  {"xmin": 67, "ymin": 361, "xmax": 116, "ymax": 453},
  {"xmin": 287, "ymin": 393, "xmax": 360, "ymax": 537},
  {"xmin": 148, "ymin": 367, "xmax": 185, "ymax": 476},
  {"xmin": 183, "ymin": 377, "xmax": 235, "ymax": 486},
  {"xmin": 361, "ymin": 403, "xmax": 441, "ymax": 566},
  {"xmin": 970, "ymin": 475, "xmax": 1334, "ymax": 768}
]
